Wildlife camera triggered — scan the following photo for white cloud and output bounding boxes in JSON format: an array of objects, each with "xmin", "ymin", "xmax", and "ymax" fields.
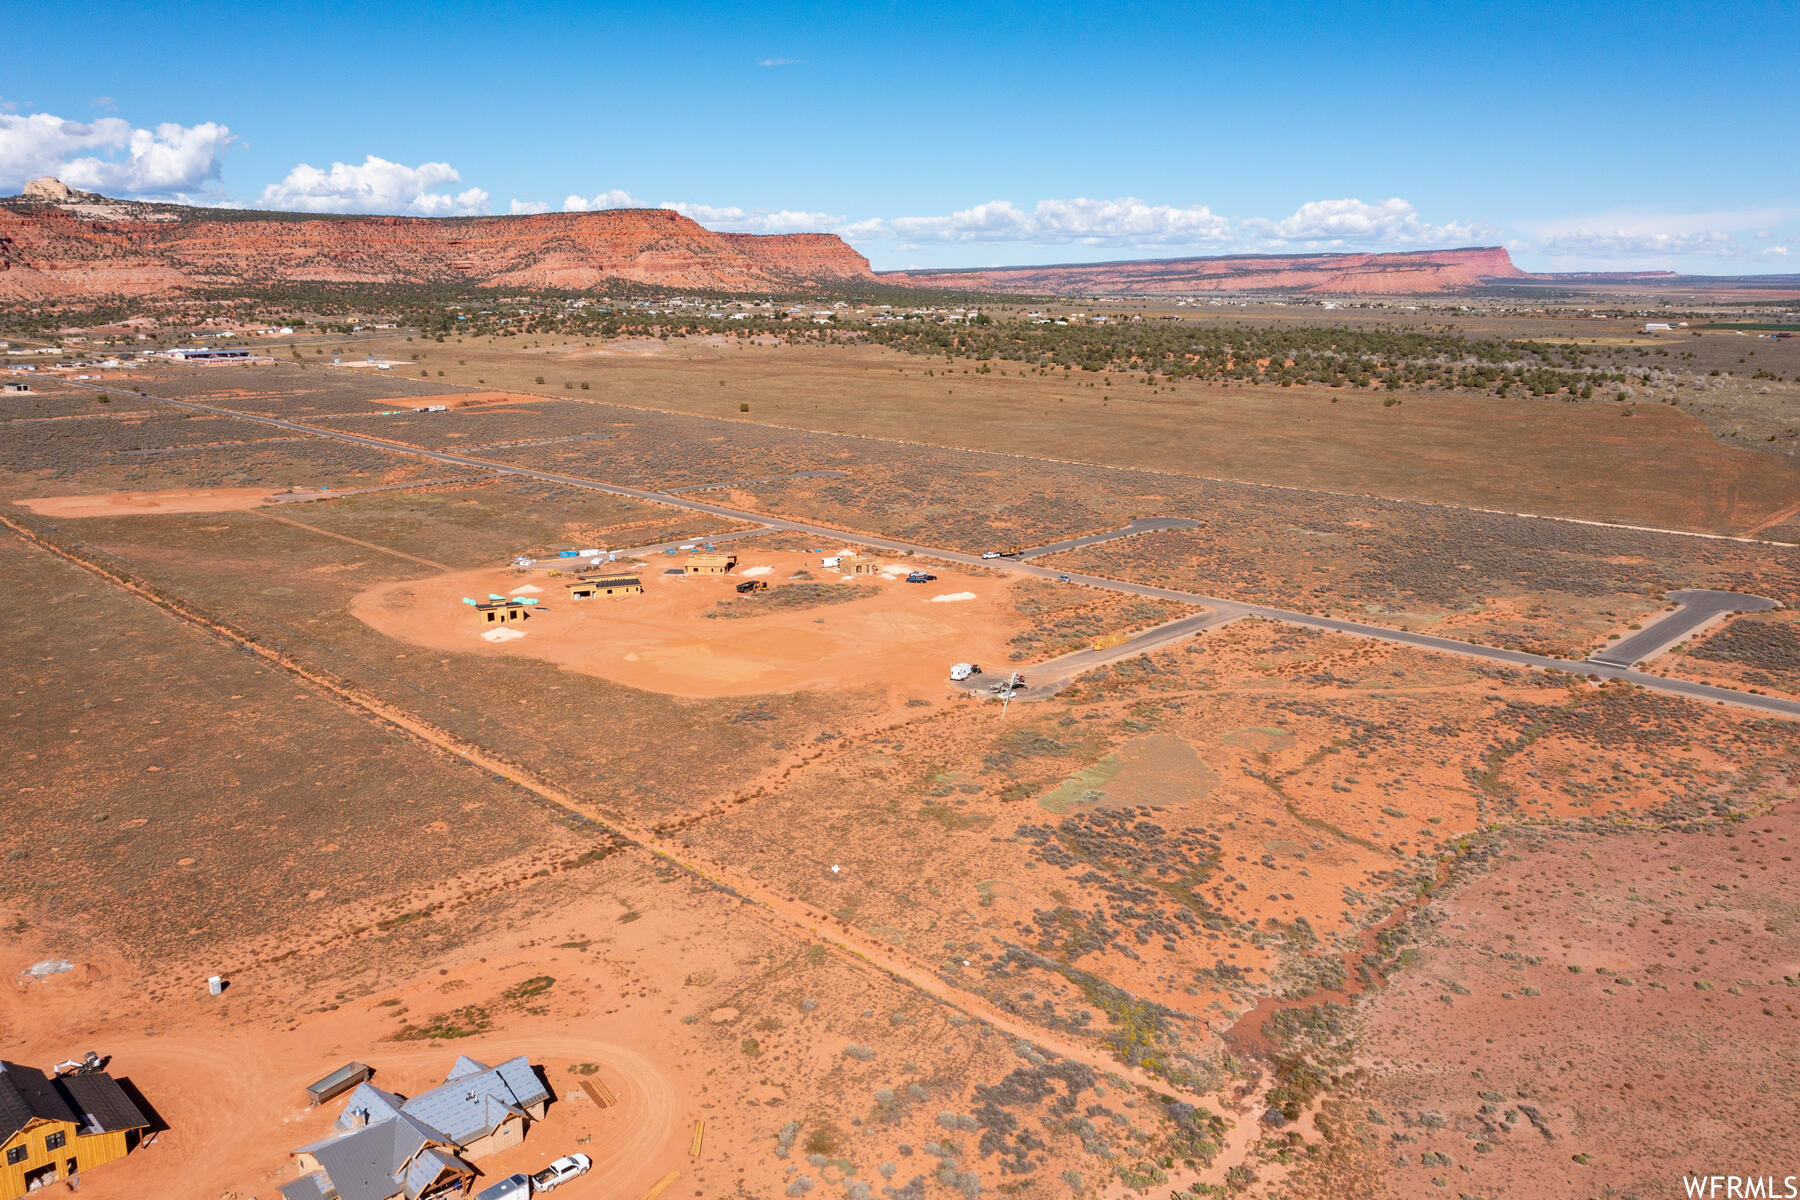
[
  {"xmin": 0, "ymin": 111, "xmax": 234, "ymax": 197},
  {"xmin": 890, "ymin": 196, "xmax": 1232, "ymax": 246},
  {"xmin": 661, "ymin": 200, "xmax": 885, "ymax": 242},
  {"xmin": 260, "ymin": 155, "xmax": 488, "ymax": 215},
  {"xmin": 1511, "ymin": 207, "xmax": 1800, "ymax": 262},
  {"xmin": 563, "ymin": 189, "xmax": 643, "ymax": 211},
  {"xmin": 664, "ymin": 201, "xmax": 831, "ymax": 233},
  {"xmin": 508, "ymin": 198, "xmax": 551, "ymax": 215},
  {"xmin": 1242, "ymin": 197, "xmax": 1487, "ymax": 247},
  {"xmin": 1533, "ymin": 228, "xmax": 1733, "ymax": 257},
  {"xmin": 757, "ymin": 57, "xmax": 800, "ymax": 67},
  {"xmin": 833, "ymin": 217, "xmax": 887, "ymax": 242}
]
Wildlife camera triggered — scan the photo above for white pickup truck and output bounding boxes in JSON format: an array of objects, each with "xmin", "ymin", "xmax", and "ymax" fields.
[{"xmin": 532, "ymin": 1155, "xmax": 593, "ymax": 1192}]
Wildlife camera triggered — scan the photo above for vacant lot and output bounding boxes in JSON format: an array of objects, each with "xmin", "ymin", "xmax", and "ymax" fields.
[
  {"xmin": 361, "ymin": 334, "xmax": 1800, "ymax": 534},
  {"xmin": 0, "ymin": 530, "xmax": 588, "ymax": 963},
  {"xmin": 1652, "ymin": 607, "xmax": 1800, "ymax": 699},
  {"xmin": 7, "ymin": 357, "xmax": 1800, "ymax": 1199},
  {"xmin": 678, "ymin": 615, "xmax": 1800, "ymax": 1093},
  {"xmin": 1307, "ymin": 807, "xmax": 1800, "ymax": 1199}
]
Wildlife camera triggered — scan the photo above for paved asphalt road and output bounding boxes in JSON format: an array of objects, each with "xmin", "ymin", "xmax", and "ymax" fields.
[
  {"xmin": 614, "ymin": 526, "xmax": 775, "ymax": 557},
  {"xmin": 1015, "ymin": 516, "xmax": 1204, "ymax": 559},
  {"xmin": 1588, "ymin": 589, "xmax": 1781, "ymax": 668},
  {"xmin": 65, "ymin": 381, "xmax": 1800, "ymax": 722},
  {"xmin": 1002, "ymin": 609, "xmax": 1243, "ymax": 699}
]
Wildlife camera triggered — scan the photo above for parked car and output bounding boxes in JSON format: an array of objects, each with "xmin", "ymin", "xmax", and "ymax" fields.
[
  {"xmin": 531, "ymin": 1154, "xmax": 592, "ymax": 1192},
  {"xmin": 475, "ymin": 1172, "xmax": 532, "ymax": 1200},
  {"xmin": 1057, "ymin": 574, "xmax": 1071, "ymax": 583},
  {"xmin": 735, "ymin": 579, "xmax": 769, "ymax": 594},
  {"xmin": 906, "ymin": 571, "xmax": 937, "ymax": 583}
]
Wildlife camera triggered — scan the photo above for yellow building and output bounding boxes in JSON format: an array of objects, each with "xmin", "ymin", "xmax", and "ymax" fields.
[
  {"xmin": 683, "ymin": 553, "xmax": 737, "ymax": 576},
  {"xmin": 567, "ymin": 575, "xmax": 644, "ymax": 598},
  {"xmin": 1, "ymin": 1061, "xmax": 150, "ymax": 1198},
  {"xmin": 473, "ymin": 600, "xmax": 536, "ymax": 624}
]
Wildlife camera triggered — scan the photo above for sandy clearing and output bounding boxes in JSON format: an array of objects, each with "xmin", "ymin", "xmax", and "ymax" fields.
[
  {"xmin": 482, "ymin": 627, "xmax": 526, "ymax": 642},
  {"xmin": 930, "ymin": 591, "xmax": 977, "ymax": 603},
  {"xmin": 379, "ymin": 391, "xmax": 546, "ymax": 410},
  {"xmin": 739, "ymin": 564, "xmax": 772, "ymax": 577},
  {"xmin": 13, "ymin": 487, "xmax": 277, "ymax": 517},
  {"xmin": 351, "ymin": 550, "xmax": 1020, "ymax": 699},
  {"xmin": 510, "ymin": 583, "xmax": 543, "ymax": 594}
]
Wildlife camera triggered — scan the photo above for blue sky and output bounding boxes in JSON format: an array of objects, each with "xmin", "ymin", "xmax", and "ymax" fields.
[{"xmin": 4, "ymin": 0, "xmax": 1796, "ymax": 273}]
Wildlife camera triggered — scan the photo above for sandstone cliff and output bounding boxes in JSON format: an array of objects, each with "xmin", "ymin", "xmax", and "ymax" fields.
[
  {"xmin": 0, "ymin": 179, "xmax": 1541, "ymax": 301},
  {"xmin": 881, "ymin": 246, "xmax": 1527, "ymax": 295},
  {"xmin": 0, "ymin": 181, "xmax": 875, "ymax": 300}
]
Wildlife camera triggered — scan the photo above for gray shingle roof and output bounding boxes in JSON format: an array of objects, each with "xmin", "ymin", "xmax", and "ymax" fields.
[
  {"xmin": 304, "ymin": 1114, "xmax": 440, "ymax": 1200},
  {"xmin": 402, "ymin": 1146, "xmax": 475, "ymax": 1200},
  {"xmin": 397, "ymin": 1056, "xmax": 544, "ymax": 1146},
  {"xmin": 278, "ymin": 1170, "xmax": 337, "ymax": 1200},
  {"xmin": 332, "ymin": 1082, "xmax": 405, "ymax": 1134},
  {"xmin": 296, "ymin": 1056, "xmax": 542, "ymax": 1200}
]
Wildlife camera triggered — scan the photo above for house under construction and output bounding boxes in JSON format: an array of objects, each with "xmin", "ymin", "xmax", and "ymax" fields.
[
  {"xmin": 472, "ymin": 599, "xmax": 537, "ymax": 624},
  {"xmin": 0, "ymin": 1059, "xmax": 151, "ymax": 1199},
  {"xmin": 683, "ymin": 553, "xmax": 737, "ymax": 576},
  {"xmin": 566, "ymin": 574, "xmax": 643, "ymax": 598}
]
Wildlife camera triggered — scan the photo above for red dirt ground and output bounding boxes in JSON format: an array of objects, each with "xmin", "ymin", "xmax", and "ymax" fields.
[
  {"xmin": 12, "ymin": 487, "xmax": 279, "ymax": 517},
  {"xmin": 349, "ymin": 550, "xmax": 1022, "ymax": 700}
]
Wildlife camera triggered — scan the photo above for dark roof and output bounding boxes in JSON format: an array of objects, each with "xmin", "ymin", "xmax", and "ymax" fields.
[
  {"xmin": 0, "ymin": 1061, "xmax": 78, "ymax": 1144},
  {"xmin": 58, "ymin": 1071, "xmax": 150, "ymax": 1134},
  {"xmin": 0, "ymin": 1061, "xmax": 149, "ymax": 1144},
  {"xmin": 576, "ymin": 575, "xmax": 640, "ymax": 587}
]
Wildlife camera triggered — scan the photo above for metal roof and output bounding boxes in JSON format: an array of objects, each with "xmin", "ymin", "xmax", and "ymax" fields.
[
  {"xmin": 305, "ymin": 1112, "xmax": 444, "ymax": 1200},
  {"xmin": 397, "ymin": 1057, "xmax": 539, "ymax": 1146},
  {"xmin": 332, "ymin": 1082, "xmax": 405, "ymax": 1133},
  {"xmin": 297, "ymin": 1056, "xmax": 546, "ymax": 1200},
  {"xmin": 277, "ymin": 1170, "xmax": 336, "ymax": 1200},
  {"xmin": 402, "ymin": 1146, "xmax": 474, "ymax": 1200}
]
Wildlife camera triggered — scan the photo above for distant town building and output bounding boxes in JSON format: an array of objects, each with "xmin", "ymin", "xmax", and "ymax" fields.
[{"xmin": 162, "ymin": 348, "xmax": 274, "ymax": 364}]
